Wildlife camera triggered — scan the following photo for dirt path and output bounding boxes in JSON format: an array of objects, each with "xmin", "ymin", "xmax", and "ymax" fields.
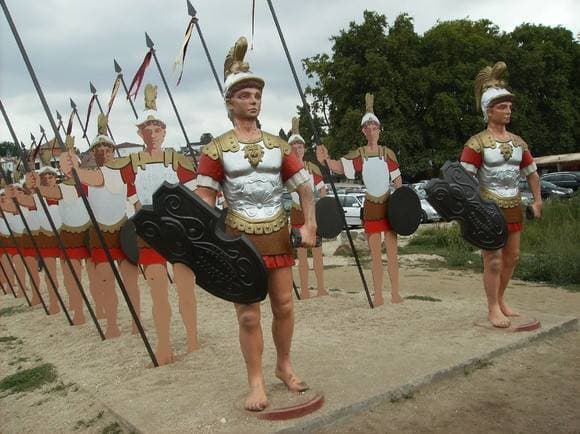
[{"xmin": 315, "ymin": 330, "xmax": 580, "ymax": 434}]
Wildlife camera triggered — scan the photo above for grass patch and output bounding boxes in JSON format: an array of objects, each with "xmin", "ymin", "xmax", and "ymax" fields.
[
  {"xmin": 464, "ymin": 359, "xmax": 494, "ymax": 376},
  {"xmin": 101, "ymin": 422, "xmax": 123, "ymax": 434},
  {"xmin": 405, "ymin": 295, "xmax": 442, "ymax": 302},
  {"xmin": 0, "ymin": 306, "xmax": 28, "ymax": 317},
  {"xmin": 8, "ymin": 357, "xmax": 28, "ymax": 366},
  {"xmin": 0, "ymin": 364, "xmax": 57, "ymax": 395},
  {"xmin": 0, "ymin": 336, "xmax": 18, "ymax": 343}
]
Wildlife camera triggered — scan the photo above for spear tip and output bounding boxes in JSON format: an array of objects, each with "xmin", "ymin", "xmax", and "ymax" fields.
[
  {"xmin": 114, "ymin": 59, "xmax": 122, "ymax": 73},
  {"xmin": 69, "ymin": 98, "xmax": 77, "ymax": 109},
  {"xmin": 56, "ymin": 110, "xmax": 62, "ymax": 120},
  {"xmin": 187, "ymin": 0, "xmax": 197, "ymax": 17},
  {"xmin": 39, "ymin": 125, "xmax": 45, "ymax": 133},
  {"xmin": 89, "ymin": 82, "xmax": 97, "ymax": 94},
  {"xmin": 145, "ymin": 32, "xmax": 154, "ymax": 48},
  {"xmin": 30, "ymin": 133, "xmax": 35, "ymax": 141}
]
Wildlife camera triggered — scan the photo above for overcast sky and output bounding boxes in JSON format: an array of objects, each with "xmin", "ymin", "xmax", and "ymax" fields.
[{"xmin": 1, "ymin": 0, "xmax": 578, "ymax": 151}]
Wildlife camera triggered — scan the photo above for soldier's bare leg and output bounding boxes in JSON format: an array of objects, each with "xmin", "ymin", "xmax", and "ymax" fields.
[
  {"xmin": 1, "ymin": 254, "xmax": 15, "ymax": 291},
  {"xmin": 119, "ymin": 259, "xmax": 140, "ymax": 334},
  {"xmin": 312, "ymin": 246, "xmax": 327, "ymax": 296},
  {"xmin": 297, "ymin": 247, "xmax": 310, "ymax": 299},
  {"xmin": 145, "ymin": 264, "xmax": 173, "ymax": 365},
  {"xmin": 367, "ymin": 232, "xmax": 384, "ymax": 306},
  {"xmin": 172, "ymin": 263, "xmax": 198, "ymax": 352},
  {"xmin": 498, "ymin": 232, "xmax": 521, "ymax": 317},
  {"xmin": 384, "ymin": 230, "xmax": 403, "ymax": 303},
  {"xmin": 62, "ymin": 258, "xmax": 85, "ymax": 324},
  {"xmin": 96, "ymin": 262, "xmax": 120, "ymax": 338},
  {"xmin": 86, "ymin": 259, "xmax": 105, "ymax": 319},
  {"xmin": 481, "ymin": 249, "xmax": 510, "ymax": 328},
  {"xmin": 43, "ymin": 257, "xmax": 60, "ymax": 314},
  {"xmin": 235, "ymin": 301, "xmax": 266, "ymax": 411},
  {"xmin": 270, "ymin": 267, "xmax": 308, "ymax": 394},
  {"xmin": 24, "ymin": 256, "xmax": 41, "ymax": 306},
  {"xmin": 12, "ymin": 255, "xmax": 27, "ymax": 299}
]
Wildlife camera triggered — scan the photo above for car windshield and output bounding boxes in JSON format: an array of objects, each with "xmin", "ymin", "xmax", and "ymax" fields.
[{"xmin": 541, "ymin": 180, "xmax": 560, "ymax": 189}]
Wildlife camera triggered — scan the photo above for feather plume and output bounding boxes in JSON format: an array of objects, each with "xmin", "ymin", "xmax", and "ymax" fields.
[
  {"xmin": 144, "ymin": 84, "xmax": 157, "ymax": 110},
  {"xmin": 97, "ymin": 113, "xmax": 108, "ymax": 135},
  {"xmin": 291, "ymin": 117, "xmax": 300, "ymax": 135},
  {"xmin": 475, "ymin": 61, "xmax": 508, "ymax": 111},
  {"xmin": 224, "ymin": 37, "xmax": 250, "ymax": 80},
  {"xmin": 365, "ymin": 93, "xmax": 374, "ymax": 113}
]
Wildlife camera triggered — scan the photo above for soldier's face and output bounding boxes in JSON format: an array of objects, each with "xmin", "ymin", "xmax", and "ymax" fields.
[
  {"xmin": 228, "ymin": 88, "xmax": 262, "ymax": 121},
  {"xmin": 92, "ymin": 144, "xmax": 114, "ymax": 166},
  {"xmin": 487, "ymin": 101, "xmax": 512, "ymax": 125},
  {"xmin": 362, "ymin": 121, "xmax": 380, "ymax": 143},
  {"xmin": 40, "ymin": 173, "xmax": 56, "ymax": 187},
  {"xmin": 291, "ymin": 141, "xmax": 305, "ymax": 160},
  {"xmin": 139, "ymin": 123, "xmax": 166, "ymax": 150}
]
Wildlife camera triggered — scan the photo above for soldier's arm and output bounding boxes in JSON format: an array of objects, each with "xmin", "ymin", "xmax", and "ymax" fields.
[
  {"xmin": 195, "ymin": 187, "xmax": 217, "ymax": 208},
  {"xmin": 37, "ymin": 185, "xmax": 63, "ymax": 200},
  {"xmin": 316, "ymin": 145, "xmax": 344, "ymax": 174}
]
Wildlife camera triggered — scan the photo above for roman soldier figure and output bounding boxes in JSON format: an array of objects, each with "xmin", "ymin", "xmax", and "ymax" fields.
[
  {"xmin": 316, "ymin": 93, "xmax": 403, "ymax": 306},
  {"xmin": 460, "ymin": 61, "xmax": 541, "ymax": 328},
  {"xmin": 195, "ymin": 37, "xmax": 316, "ymax": 411},
  {"xmin": 288, "ymin": 117, "xmax": 327, "ymax": 299}
]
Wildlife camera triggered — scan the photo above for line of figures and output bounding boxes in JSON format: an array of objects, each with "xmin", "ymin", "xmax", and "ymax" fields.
[{"xmin": 0, "ymin": 35, "xmax": 543, "ymax": 412}]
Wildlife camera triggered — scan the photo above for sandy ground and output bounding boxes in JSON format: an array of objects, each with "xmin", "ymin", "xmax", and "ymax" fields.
[{"xmin": 0, "ymin": 235, "xmax": 579, "ymax": 433}]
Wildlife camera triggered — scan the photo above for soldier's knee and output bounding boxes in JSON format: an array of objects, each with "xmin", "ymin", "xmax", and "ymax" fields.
[{"xmin": 238, "ymin": 310, "xmax": 260, "ymax": 330}]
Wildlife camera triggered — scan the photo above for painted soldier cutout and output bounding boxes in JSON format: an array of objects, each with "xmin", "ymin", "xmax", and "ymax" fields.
[
  {"xmin": 0, "ymin": 189, "xmax": 24, "ymax": 299},
  {"xmin": 460, "ymin": 62, "xmax": 541, "ymax": 328},
  {"xmin": 59, "ymin": 115, "xmax": 140, "ymax": 338},
  {"xmin": 288, "ymin": 117, "xmax": 327, "ymax": 299},
  {"xmin": 27, "ymin": 136, "xmax": 96, "ymax": 325},
  {"xmin": 317, "ymin": 93, "xmax": 403, "ymax": 306},
  {"xmin": 196, "ymin": 37, "xmax": 316, "ymax": 411}
]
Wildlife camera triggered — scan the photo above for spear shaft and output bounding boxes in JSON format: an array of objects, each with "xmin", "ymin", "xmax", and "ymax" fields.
[
  {"xmin": 0, "ymin": 259, "xmax": 14, "ymax": 296},
  {"xmin": 1, "ymin": 0, "xmax": 154, "ymax": 359},
  {"xmin": 265, "ymin": 0, "xmax": 373, "ymax": 308},
  {"xmin": 70, "ymin": 99, "xmax": 92, "ymax": 148},
  {"xmin": 114, "ymin": 60, "xmax": 139, "ymax": 119}
]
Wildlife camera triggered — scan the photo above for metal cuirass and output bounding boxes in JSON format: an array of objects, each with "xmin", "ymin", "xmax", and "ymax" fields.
[
  {"xmin": 88, "ymin": 184, "xmax": 127, "ymax": 226},
  {"xmin": 362, "ymin": 156, "xmax": 391, "ymax": 199},
  {"xmin": 59, "ymin": 195, "xmax": 90, "ymax": 229},
  {"xmin": 478, "ymin": 141, "xmax": 523, "ymax": 202},
  {"xmin": 5, "ymin": 212, "xmax": 24, "ymax": 235},
  {"xmin": 222, "ymin": 141, "xmax": 285, "ymax": 222},
  {"xmin": 135, "ymin": 162, "xmax": 179, "ymax": 206},
  {"xmin": 21, "ymin": 208, "xmax": 40, "ymax": 232},
  {"xmin": 35, "ymin": 197, "xmax": 62, "ymax": 231},
  {"xmin": 0, "ymin": 217, "xmax": 9, "ymax": 236}
]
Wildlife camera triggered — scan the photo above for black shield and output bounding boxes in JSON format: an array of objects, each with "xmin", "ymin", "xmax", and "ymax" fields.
[
  {"xmin": 425, "ymin": 161, "xmax": 508, "ymax": 250},
  {"xmin": 120, "ymin": 220, "xmax": 139, "ymax": 265},
  {"xmin": 315, "ymin": 196, "xmax": 344, "ymax": 239},
  {"xmin": 131, "ymin": 182, "xmax": 268, "ymax": 304},
  {"xmin": 388, "ymin": 186, "xmax": 422, "ymax": 236}
]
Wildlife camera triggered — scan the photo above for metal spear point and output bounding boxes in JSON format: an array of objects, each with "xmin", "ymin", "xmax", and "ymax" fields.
[
  {"xmin": 186, "ymin": 1, "xmax": 223, "ymax": 96},
  {"xmin": 69, "ymin": 97, "xmax": 91, "ymax": 147},
  {"xmin": 30, "ymin": 132, "xmax": 35, "ymax": 143},
  {"xmin": 113, "ymin": 59, "xmax": 138, "ymax": 118},
  {"xmin": 39, "ymin": 124, "xmax": 45, "ymax": 134},
  {"xmin": 89, "ymin": 81, "xmax": 117, "ymax": 146},
  {"xmin": 56, "ymin": 110, "xmax": 62, "ymax": 122},
  {"xmin": 145, "ymin": 31, "xmax": 154, "ymax": 49},
  {"xmin": 89, "ymin": 81, "xmax": 97, "ymax": 95}
]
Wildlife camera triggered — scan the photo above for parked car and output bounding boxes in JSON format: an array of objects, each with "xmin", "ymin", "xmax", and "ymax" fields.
[
  {"xmin": 540, "ymin": 172, "xmax": 580, "ymax": 191},
  {"xmin": 519, "ymin": 179, "xmax": 573, "ymax": 199},
  {"xmin": 411, "ymin": 182, "xmax": 442, "ymax": 223},
  {"xmin": 336, "ymin": 193, "xmax": 364, "ymax": 227}
]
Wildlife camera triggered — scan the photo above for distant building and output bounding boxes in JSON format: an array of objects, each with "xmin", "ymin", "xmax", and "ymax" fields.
[{"xmin": 535, "ymin": 152, "xmax": 580, "ymax": 173}]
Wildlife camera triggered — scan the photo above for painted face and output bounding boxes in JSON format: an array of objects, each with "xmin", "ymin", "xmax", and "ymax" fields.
[
  {"xmin": 92, "ymin": 144, "xmax": 114, "ymax": 166},
  {"xmin": 40, "ymin": 172, "xmax": 57, "ymax": 187},
  {"xmin": 487, "ymin": 101, "xmax": 512, "ymax": 126},
  {"xmin": 361, "ymin": 121, "xmax": 380, "ymax": 143},
  {"xmin": 0, "ymin": 194, "xmax": 6, "ymax": 206},
  {"xmin": 138, "ymin": 123, "xmax": 166, "ymax": 150},
  {"xmin": 228, "ymin": 87, "xmax": 262, "ymax": 121},
  {"xmin": 291, "ymin": 141, "xmax": 305, "ymax": 160}
]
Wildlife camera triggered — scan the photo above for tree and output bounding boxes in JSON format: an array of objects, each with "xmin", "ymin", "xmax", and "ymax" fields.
[{"xmin": 0, "ymin": 141, "xmax": 18, "ymax": 157}]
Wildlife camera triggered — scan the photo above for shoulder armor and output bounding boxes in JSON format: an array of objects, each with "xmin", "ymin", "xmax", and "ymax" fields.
[
  {"xmin": 510, "ymin": 133, "xmax": 529, "ymax": 151},
  {"xmin": 464, "ymin": 130, "xmax": 493, "ymax": 153},
  {"xmin": 306, "ymin": 161, "xmax": 322, "ymax": 176},
  {"xmin": 263, "ymin": 132, "xmax": 291, "ymax": 155},
  {"xmin": 104, "ymin": 155, "xmax": 131, "ymax": 170},
  {"xmin": 202, "ymin": 141, "xmax": 220, "ymax": 160},
  {"xmin": 174, "ymin": 151, "xmax": 196, "ymax": 172},
  {"xmin": 384, "ymin": 147, "xmax": 398, "ymax": 163},
  {"xmin": 343, "ymin": 148, "xmax": 362, "ymax": 160}
]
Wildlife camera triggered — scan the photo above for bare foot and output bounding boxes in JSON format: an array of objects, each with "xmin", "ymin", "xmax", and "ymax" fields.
[
  {"xmin": 373, "ymin": 295, "xmax": 384, "ymax": 307},
  {"xmin": 391, "ymin": 294, "xmax": 404, "ymax": 304},
  {"xmin": 105, "ymin": 325, "xmax": 121, "ymax": 339},
  {"xmin": 30, "ymin": 298, "xmax": 41, "ymax": 306},
  {"xmin": 186, "ymin": 338, "xmax": 199, "ymax": 353},
  {"xmin": 317, "ymin": 290, "xmax": 329, "ymax": 297},
  {"xmin": 146, "ymin": 351, "xmax": 176, "ymax": 368},
  {"xmin": 488, "ymin": 307, "xmax": 511, "ymax": 328},
  {"xmin": 300, "ymin": 291, "xmax": 310, "ymax": 300},
  {"xmin": 245, "ymin": 382, "xmax": 268, "ymax": 411},
  {"xmin": 131, "ymin": 322, "xmax": 145, "ymax": 335},
  {"xmin": 500, "ymin": 302, "xmax": 519, "ymax": 317},
  {"xmin": 72, "ymin": 313, "xmax": 86, "ymax": 325},
  {"xmin": 276, "ymin": 369, "xmax": 309, "ymax": 393},
  {"xmin": 48, "ymin": 304, "xmax": 60, "ymax": 315},
  {"xmin": 95, "ymin": 307, "xmax": 106, "ymax": 320}
]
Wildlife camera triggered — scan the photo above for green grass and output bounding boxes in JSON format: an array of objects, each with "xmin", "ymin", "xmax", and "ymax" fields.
[
  {"xmin": 0, "ymin": 336, "xmax": 18, "ymax": 343},
  {"xmin": 0, "ymin": 364, "xmax": 57, "ymax": 395},
  {"xmin": 405, "ymin": 295, "xmax": 442, "ymax": 302},
  {"xmin": 0, "ymin": 306, "xmax": 27, "ymax": 317},
  {"xmin": 74, "ymin": 411, "xmax": 104, "ymax": 430}
]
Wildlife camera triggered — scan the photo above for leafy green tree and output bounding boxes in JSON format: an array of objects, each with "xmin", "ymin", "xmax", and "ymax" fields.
[{"xmin": 0, "ymin": 141, "xmax": 18, "ymax": 157}]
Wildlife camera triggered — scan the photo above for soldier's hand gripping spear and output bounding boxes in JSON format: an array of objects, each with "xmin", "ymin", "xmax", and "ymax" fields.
[{"xmin": 1, "ymin": 0, "xmax": 158, "ymax": 366}]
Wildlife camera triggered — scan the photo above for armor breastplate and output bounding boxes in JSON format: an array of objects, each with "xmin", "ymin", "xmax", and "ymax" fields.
[
  {"xmin": 135, "ymin": 162, "xmax": 179, "ymax": 206},
  {"xmin": 22, "ymin": 208, "xmax": 40, "ymax": 232},
  {"xmin": 222, "ymin": 141, "xmax": 285, "ymax": 222},
  {"xmin": 35, "ymin": 199, "xmax": 62, "ymax": 231},
  {"xmin": 5, "ymin": 213, "xmax": 24, "ymax": 234},
  {"xmin": 478, "ymin": 141, "xmax": 523, "ymax": 204},
  {"xmin": 363, "ymin": 156, "xmax": 391, "ymax": 202},
  {"xmin": 59, "ymin": 195, "xmax": 90, "ymax": 228},
  {"xmin": 88, "ymin": 184, "xmax": 127, "ymax": 226},
  {"xmin": 0, "ymin": 217, "xmax": 9, "ymax": 236}
]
